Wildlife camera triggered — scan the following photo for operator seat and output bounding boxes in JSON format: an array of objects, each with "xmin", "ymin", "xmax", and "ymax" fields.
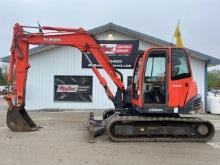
[{"xmin": 172, "ymin": 58, "xmax": 181, "ymax": 77}]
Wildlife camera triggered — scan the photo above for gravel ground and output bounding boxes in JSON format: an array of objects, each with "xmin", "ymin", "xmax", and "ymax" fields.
[{"xmin": 0, "ymin": 109, "xmax": 220, "ymax": 165}]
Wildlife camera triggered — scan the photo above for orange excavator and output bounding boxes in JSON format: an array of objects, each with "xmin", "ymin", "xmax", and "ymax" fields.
[{"xmin": 5, "ymin": 23, "xmax": 215, "ymax": 142}]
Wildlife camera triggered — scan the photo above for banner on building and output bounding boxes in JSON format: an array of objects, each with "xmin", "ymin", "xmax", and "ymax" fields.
[
  {"xmin": 82, "ymin": 40, "xmax": 139, "ymax": 69},
  {"xmin": 54, "ymin": 76, "xmax": 93, "ymax": 102}
]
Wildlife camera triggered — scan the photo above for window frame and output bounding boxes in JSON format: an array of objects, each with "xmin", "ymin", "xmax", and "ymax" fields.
[
  {"xmin": 171, "ymin": 48, "xmax": 191, "ymax": 80},
  {"xmin": 132, "ymin": 56, "xmax": 142, "ymax": 99}
]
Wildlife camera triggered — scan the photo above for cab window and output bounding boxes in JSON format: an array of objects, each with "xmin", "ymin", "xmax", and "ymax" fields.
[
  {"xmin": 172, "ymin": 49, "xmax": 190, "ymax": 80},
  {"xmin": 145, "ymin": 55, "xmax": 166, "ymax": 81}
]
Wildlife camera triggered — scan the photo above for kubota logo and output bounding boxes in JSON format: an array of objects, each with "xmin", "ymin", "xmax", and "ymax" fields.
[
  {"xmin": 149, "ymin": 108, "xmax": 164, "ymax": 112},
  {"xmin": 44, "ymin": 37, "xmax": 61, "ymax": 42}
]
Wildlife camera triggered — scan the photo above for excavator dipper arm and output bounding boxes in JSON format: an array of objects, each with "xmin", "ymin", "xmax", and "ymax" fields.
[{"xmin": 5, "ymin": 23, "xmax": 125, "ymax": 132}]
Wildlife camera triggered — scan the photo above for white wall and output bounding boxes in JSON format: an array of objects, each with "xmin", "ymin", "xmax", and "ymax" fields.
[
  {"xmin": 190, "ymin": 56, "xmax": 205, "ymax": 106},
  {"xmin": 25, "ymin": 30, "xmax": 206, "ymax": 110},
  {"xmin": 27, "ymin": 47, "xmax": 115, "ymax": 110}
]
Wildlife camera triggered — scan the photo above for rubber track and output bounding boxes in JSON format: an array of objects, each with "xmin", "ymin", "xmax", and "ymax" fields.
[{"xmin": 107, "ymin": 116, "xmax": 215, "ymax": 142}]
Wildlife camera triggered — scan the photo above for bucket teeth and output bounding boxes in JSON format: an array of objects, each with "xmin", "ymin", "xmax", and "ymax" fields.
[{"xmin": 7, "ymin": 107, "xmax": 38, "ymax": 132}]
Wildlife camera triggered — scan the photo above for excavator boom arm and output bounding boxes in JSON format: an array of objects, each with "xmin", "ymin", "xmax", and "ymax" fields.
[{"xmin": 8, "ymin": 23, "xmax": 125, "ymax": 107}]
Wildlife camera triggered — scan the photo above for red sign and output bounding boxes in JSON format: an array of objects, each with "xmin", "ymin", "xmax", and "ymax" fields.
[
  {"xmin": 101, "ymin": 44, "xmax": 133, "ymax": 55},
  {"xmin": 82, "ymin": 40, "xmax": 139, "ymax": 69},
  {"xmin": 57, "ymin": 85, "xmax": 78, "ymax": 93}
]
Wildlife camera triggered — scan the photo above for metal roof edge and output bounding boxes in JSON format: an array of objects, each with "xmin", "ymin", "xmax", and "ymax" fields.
[{"xmin": 2, "ymin": 22, "xmax": 220, "ymax": 65}]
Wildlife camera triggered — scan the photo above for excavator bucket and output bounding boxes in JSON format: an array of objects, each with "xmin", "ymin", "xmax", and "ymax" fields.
[{"xmin": 7, "ymin": 107, "xmax": 38, "ymax": 132}]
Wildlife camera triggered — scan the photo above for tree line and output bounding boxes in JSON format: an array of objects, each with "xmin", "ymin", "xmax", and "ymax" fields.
[
  {"xmin": 0, "ymin": 65, "xmax": 8, "ymax": 85},
  {"xmin": 208, "ymin": 70, "xmax": 220, "ymax": 89}
]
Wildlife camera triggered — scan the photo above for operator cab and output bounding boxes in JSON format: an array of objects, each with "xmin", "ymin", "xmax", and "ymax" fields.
[{"xmin": 132, "ymin": 47, "xmax": 195, "ymax": 114}]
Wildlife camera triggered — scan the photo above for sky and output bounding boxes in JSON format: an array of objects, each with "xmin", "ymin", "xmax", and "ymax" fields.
[{"xmin": 0, "ymin": 0, "xmax": 220, "ymax": 69}]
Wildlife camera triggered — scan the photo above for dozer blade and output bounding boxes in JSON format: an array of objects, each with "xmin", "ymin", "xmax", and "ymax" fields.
[
  {"xmin": 7, "ymin": 107, "xmax": 38, "ymax": 132},
  {"xmin": 87, "ymin": 112, "xmax": 105, "ymax": 143}
]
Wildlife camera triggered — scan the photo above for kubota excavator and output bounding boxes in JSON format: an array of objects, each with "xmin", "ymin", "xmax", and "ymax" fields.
[{"xmin": 5, "ymin": 23, "xmax": 215, "ymax": 142}]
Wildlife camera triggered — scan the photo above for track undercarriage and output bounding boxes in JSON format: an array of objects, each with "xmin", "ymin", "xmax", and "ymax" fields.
[
  {"xmin": 88, "ymin": 110, "xmax": 215, "ymax": 142},
  {"xmin": 5, "ymin": 107, "xmax": 215, "ymax": 142}
]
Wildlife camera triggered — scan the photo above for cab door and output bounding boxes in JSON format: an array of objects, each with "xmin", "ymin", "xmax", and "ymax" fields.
[{"xmin": 168, "ymin": 48, "xmax": 192, "ymax": 108}]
